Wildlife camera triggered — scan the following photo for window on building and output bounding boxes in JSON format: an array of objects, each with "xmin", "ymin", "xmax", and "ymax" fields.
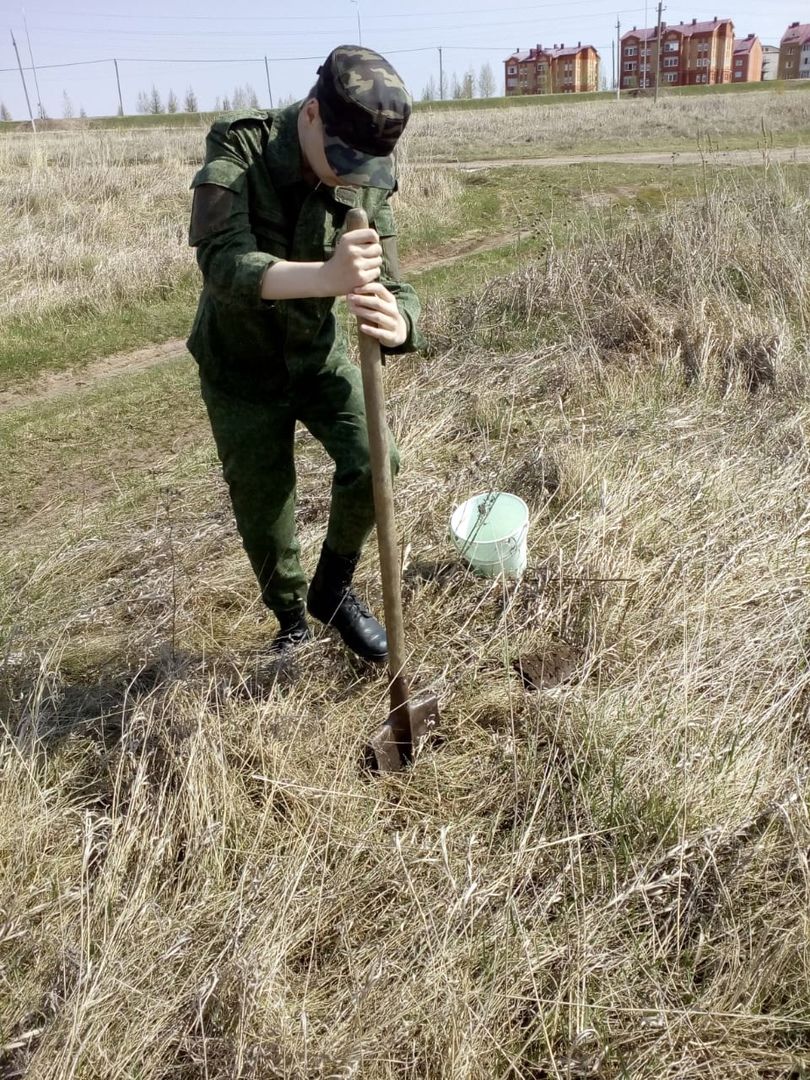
[
  {"xmin": 734, "ymin": 70, "xmax": 743, "ymax": 78},
  {"xmin": 664, "ymin": 57, "xmax": 678, "ymax": 68},
  {"xmin": 624, "ymin": 61, "xmax": 637, "ymax": 71},
  {"xmin": 665, "ymin": 72, "xmax": 678, "ymax": 82},
  {"xmin": 735, "ymin": 57, "xmax": 743, "ymax": 66},
  {"xmin": 625, "ymin": 45, "xmax": 637, "ymax": 56},
  {"xmin": 696, "ymin": 57, "xmax": 709, "ymax": 68},
  {"xmin": 508, "ymin": 65, "xmax": 517, "ymax": 74},
  {"xmin": 665, "ymin": 40, "xmax": 679, "ymax": 51}
]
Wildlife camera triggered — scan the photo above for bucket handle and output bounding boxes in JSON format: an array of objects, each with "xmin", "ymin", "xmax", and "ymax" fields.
[{"xmin": 452, "ymin": 491, "xmax": 501, "ymax": 559}]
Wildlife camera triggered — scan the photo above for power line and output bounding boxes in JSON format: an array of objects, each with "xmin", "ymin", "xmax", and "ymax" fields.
[
  {"xmin": 25, "ymin": 0, "xmax": 663, "ymax": 22},
  {"xmin": 0, "ymin": 41, "xmax": 636, "ymax": 75},
  {"xmin": 26, "ymin": 10, "xmax": 650, "ymax": 38},
  {"xmin": 0, "ymin": 48, "xmax": 437, "ymax": 74}
]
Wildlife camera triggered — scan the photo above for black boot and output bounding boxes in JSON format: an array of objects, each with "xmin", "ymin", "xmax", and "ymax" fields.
[
  {"xmin": 270, "ymin": 605, "xmax": 312, "ymax": 653},
  {"xmin": 307, "ymin": 544, "xmax": 388, "ymax": 663}
]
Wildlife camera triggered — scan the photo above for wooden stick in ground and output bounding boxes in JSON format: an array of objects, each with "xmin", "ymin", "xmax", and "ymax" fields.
[
  {"xmin": 344, "ymin": 207, "xmax": 438, "ymax": 770},
  {"xmin": 345, "ymin": 208, "xmax": 408, "ymax": 683}
]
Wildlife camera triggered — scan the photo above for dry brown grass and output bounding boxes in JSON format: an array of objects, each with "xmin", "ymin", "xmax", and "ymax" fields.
[
  {"xmin": 1, "ymin": 164, "xmax": 810, "ymax": 1076},
  {"xmin": 408, "ymin": 89, "xmax": 810, "ymax": 159},
  {"xmin": 0, "ymin": 127, "xmax": 459, "ymax": 332},
  {"xmin": 2, "ymin": 87, "xmax": 807, "ymax": 329}
]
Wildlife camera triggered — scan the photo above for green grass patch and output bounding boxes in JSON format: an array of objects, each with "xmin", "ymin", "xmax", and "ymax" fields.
[
  {"xmin": 0, "ymin": 274, "xmax": 199, "ymax": 392},
  {"xmin": 0, "ymin": 356, "xmax": 205, "ymax": 535}
]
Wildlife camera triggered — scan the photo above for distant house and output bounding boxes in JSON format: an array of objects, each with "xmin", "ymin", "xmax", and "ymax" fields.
[
  {"xmin": 778, "ymin": 22, "xmax": 810, "ymax": 80},
  {"xmin": 732, "ymin": 35, "xmax": 762, "ymax": 82},
  {"xmin": 504, "ymin": 42, "xmax": 600, "ymax": 96},
  {"xmin": 620, "ymin": 17, "xmax": 734, "ymax": 91},
  {"xmin": 761, "ymin": 45, "xmax": 780, "ymax": 80}
]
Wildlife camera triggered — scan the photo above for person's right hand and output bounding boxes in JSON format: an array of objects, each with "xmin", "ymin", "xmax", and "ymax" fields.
[{"xmin": 319, "ymin": 228, "xmax": 382, "ymax": 296}]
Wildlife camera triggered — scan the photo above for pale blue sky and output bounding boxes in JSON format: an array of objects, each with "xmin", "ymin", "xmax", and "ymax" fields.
[{"xmin": 0, "ymin": 0, "xmax": 801, "ymax": 119}]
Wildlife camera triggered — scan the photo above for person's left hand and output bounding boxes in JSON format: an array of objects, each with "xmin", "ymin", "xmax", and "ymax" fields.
[{"xmin": 347, "ymin": 281, "xmax": 407, "ymax": 349}]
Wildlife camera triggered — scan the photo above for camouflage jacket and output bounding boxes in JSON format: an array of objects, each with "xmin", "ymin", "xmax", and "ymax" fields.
[{"xmin": 186, "ymin": 102, "xmax": 425, "ymax": 396}]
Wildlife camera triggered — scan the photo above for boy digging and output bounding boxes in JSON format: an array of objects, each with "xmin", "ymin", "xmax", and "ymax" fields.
[{"xmin": 187, "ymin": 46, "xmax": 424, "ymax": 661}]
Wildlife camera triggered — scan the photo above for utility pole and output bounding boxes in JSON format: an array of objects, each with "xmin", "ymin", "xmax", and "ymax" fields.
[
  {"xmin": 113, "ymin": 59, "xmax": 124, "ymax": 116},
  {"xmin": 22, "ymin": 11, "xmax": 43, "ymax": 119},
  {"xmin": 438, "ymin": 46, "xmax": 444, "ymax": 100},
  {"xmin": 350, "ymin": 0, "xmax": 362, "ymax": 46},
  {"xmin": 611, "ymin": 39, "xmax": 615, "ymax": 93},
  {"xmin": 264, "ymin": 55, "xmax": 274, "ymax": 108},
  {"xmin": 616, "ymin": 17, "xmax": 621, "ymax": 100},
  {"xmin": 653, "ymin": 0, "xmax": 664, "ymax": 103},
  {"xmin": 10, "ymin": 30, "xmax": 35, "ymax": 131}
]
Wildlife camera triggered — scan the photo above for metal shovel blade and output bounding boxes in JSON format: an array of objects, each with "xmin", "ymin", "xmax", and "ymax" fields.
[{"xmin": 365, "ymin": 676, "xmax": 440, "ymax": 774}]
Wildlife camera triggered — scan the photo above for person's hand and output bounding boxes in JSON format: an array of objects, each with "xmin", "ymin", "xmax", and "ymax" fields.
[
  {"xmin": 319, "ymin": 228, "xmax": 382, "ymax": 296},
  {"xmin": 347, "ymin": 281, "xmax": 408, "ymax": 349}
]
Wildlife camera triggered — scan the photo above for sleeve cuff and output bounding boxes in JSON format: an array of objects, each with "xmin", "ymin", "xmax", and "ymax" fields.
[
  {"xmin": 231, "ymin": 251, "xmax": 280, "ymax": 309},
  {"xmin": 381, "ymin": 310, "xmax": 427, "ymax": 357}
]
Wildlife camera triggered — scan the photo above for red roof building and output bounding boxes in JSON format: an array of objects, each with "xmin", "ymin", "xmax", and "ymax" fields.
[
  {"xmin": 778, "ymin": 22, "xmax": 810, "ymax": 80},
  {"xmin": 504, "ymin": 42, "xmax": 600, "ymax": 96},
  {"xmin": 620, "ymin": 17, "xmax": 734, "ymax": 91},
  {"xmin": 732, "ymin": 34, "xmax": 763, "ymax": 82}
]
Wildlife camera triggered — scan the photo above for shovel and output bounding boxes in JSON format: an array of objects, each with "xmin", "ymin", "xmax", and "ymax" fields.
[{"xmin": 345, "ymin": 207, "xmax": 440, "ymax": 773}]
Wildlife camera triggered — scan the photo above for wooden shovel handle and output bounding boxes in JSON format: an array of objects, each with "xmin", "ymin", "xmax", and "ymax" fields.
[{"xmin": 344, "ymin": 207, "xmax": 408, "ymax": 679}]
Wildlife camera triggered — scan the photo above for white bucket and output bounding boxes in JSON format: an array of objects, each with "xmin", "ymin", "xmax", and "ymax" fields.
[{"xmin": 450, "ymin": 491, "xmax": 529, "ymax": 579}]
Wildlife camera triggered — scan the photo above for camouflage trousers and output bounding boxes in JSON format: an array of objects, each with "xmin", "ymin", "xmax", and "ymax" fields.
[{"xmin": 200, "ymin": 359, "xmax": 400, "ymax": 614}]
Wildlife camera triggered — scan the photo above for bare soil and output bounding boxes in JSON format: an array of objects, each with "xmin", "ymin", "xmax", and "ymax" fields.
[
  {"xmin": 0, "ymin": 339, "xmax": 189, "ymax": 413},
  {"xmin": 444, "ymin": 146, "xmax": 810, "ymax": 170}
]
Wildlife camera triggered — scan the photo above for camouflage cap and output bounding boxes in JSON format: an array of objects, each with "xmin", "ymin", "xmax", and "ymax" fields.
[{"xmin": 315, "ymin": 45, "xmax": 411, "ymax": 189}]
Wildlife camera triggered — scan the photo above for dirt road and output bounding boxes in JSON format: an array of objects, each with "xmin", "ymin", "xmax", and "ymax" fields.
[{"xmin": 440, "ymin": 145, "xmax": 810, "ymax": 171}]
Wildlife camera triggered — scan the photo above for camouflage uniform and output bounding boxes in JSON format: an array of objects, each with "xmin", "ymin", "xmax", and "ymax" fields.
[{"xmin": 187, "ymin": 63, "xmax": 424, "ymax": 616}]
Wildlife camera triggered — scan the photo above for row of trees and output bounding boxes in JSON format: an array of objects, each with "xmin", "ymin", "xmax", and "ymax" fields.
[
  {"xmin": 0, "ymin": 63, "xmax": 503, "ymax": 122},
  {"xmin": 0, "ymin": 93, "xmax": 87, "ymax": 121},
  {"xmin": 421, "ymin": 62, "xmax": 498, "ymax": 101},
  {"xmin": 0, "ymin": 82, "xmax": 263, "ymax": 121},
  {"xmin": 134, "ymin": 83, "xmax": 261, "ymax": 115}
]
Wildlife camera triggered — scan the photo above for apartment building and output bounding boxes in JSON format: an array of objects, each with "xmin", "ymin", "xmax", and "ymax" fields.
[
  {"xmin": 779, "ymin": 22, "xmax": 810, "ymax": 80},
  {"xmin": 504, "ymin": 43, "xmax": 600, "ymax": 96},
  {"xmin": 732, "ymin": 35, "xmax": 762, "ymax": 82},
  {"xmin": 620, "ymin": 17, "xmax": 734, "ymax": 90},
  {"xmin": 761, "ymin": 45, "xmax": 780, "ymax": 80}
]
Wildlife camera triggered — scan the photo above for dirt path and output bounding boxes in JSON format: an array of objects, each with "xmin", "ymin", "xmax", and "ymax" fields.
[
  {"xmin": 0, "ymin": 233, "xmax": 517, "ymax": 415},
  {"xmin": 439, "ymin": 145, "xmax": 810, "ymax": 171},
  {"xmin": 0, "ymin": 339, "xmax": 189, "ymax": 414}
]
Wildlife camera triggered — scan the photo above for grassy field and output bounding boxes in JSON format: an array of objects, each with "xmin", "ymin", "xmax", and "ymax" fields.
[
  {"xmin": 2, "ymin": 77, "xmax": 810, "ymax": 132},
  {"xmin": 2, "ymin": 87, "xmax": 809, "ymax": 388},
  {"xmin": 2, "ymin": 102, "xmax": 810, "ymax": 1077}
]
